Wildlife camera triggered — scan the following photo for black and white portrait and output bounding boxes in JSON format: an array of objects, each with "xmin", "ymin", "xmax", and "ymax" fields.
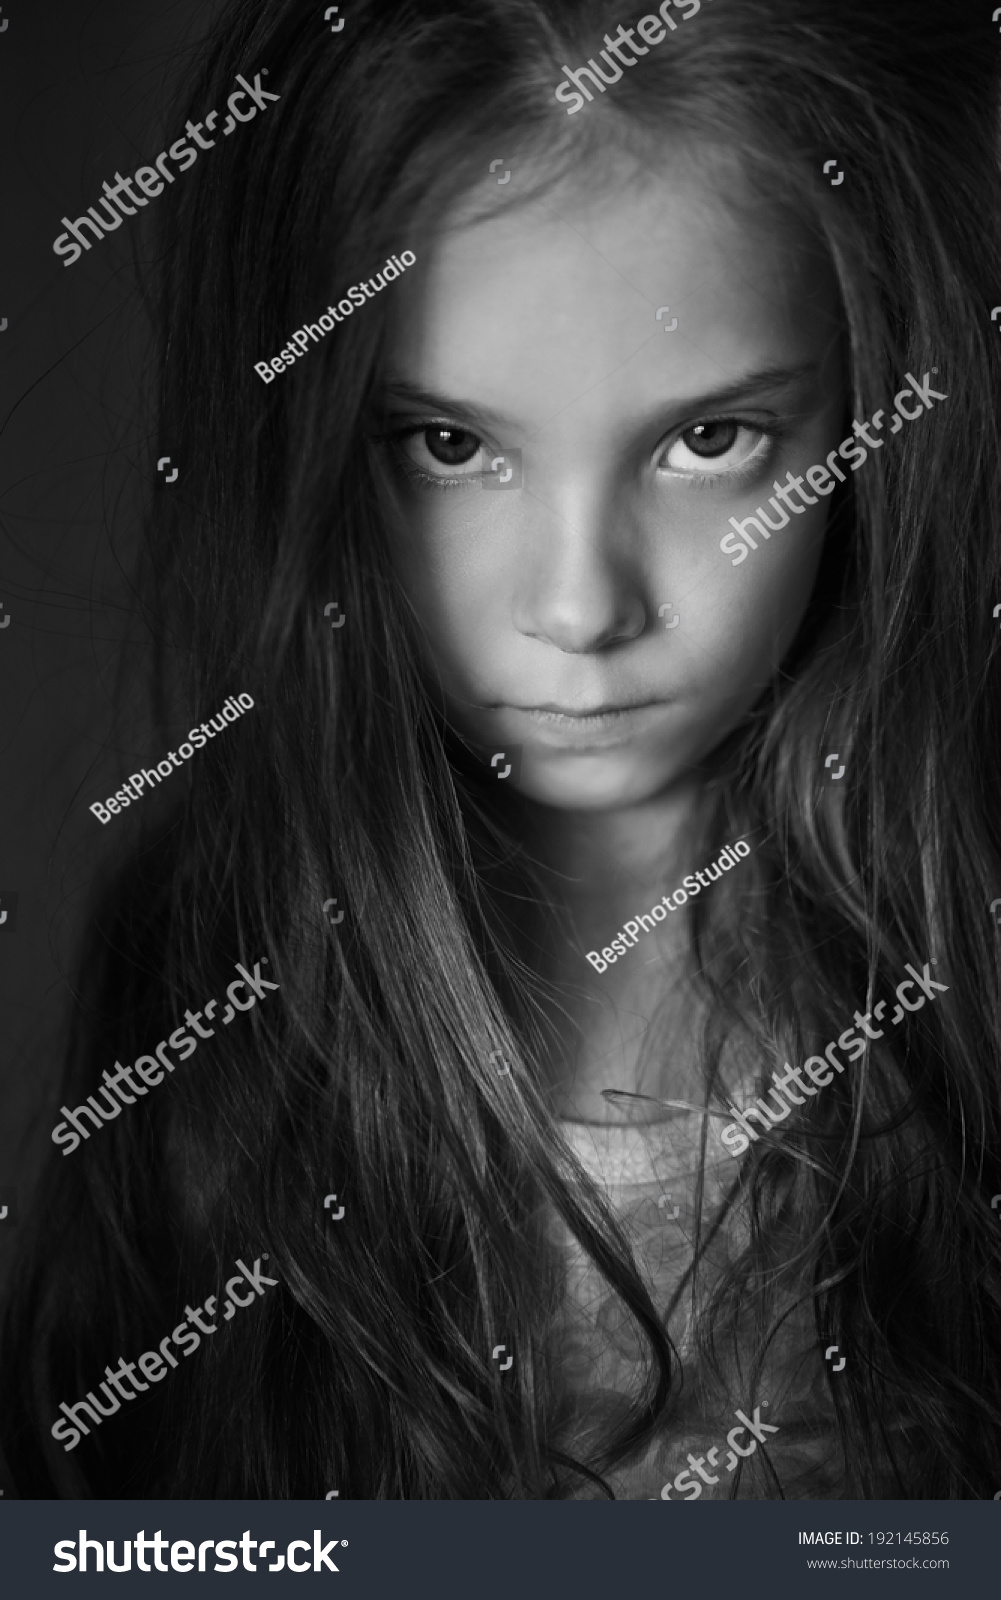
[{"xmin": 1, "ymin": 0, "xmax": 999, "ymax": 1532}]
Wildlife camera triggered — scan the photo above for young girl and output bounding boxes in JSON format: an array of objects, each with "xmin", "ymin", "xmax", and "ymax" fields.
[{"xmin": 3, "ymin": 0, "xmax": 1000, "ymax": 1500}]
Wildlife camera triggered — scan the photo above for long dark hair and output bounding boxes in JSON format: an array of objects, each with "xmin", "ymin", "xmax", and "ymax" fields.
[{"xmin": 3, "ymin": 0, "xmax": 1001, "ymax": 1498}]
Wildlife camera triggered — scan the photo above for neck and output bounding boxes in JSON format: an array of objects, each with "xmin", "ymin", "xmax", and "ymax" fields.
[
  {"xmin": 521, "ymin": 774, "xmax": 706, "ymax": 923},
  {"xmin": 510, "ymin": 775, "xmax": 718, "ymax": 1123}
]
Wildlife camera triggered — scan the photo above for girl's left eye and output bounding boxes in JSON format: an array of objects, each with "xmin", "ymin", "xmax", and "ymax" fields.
[{"xmin": 657, "ymin": 419, "xmax": 777, "ymax": 478}]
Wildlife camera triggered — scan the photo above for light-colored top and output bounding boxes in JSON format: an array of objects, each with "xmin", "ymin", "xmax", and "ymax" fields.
[{"xmin": 549, "ymin": 1114, "xmax": 850, "ymax": 1499}]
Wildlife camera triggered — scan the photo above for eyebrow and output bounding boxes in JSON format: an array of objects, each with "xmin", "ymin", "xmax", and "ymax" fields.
[
  {"xmin": 379, "ymin": 359, "xmax": 822, "ymax": 436},
  {"xmin": 674, "ymin": 360, "xmax": 823, "ymax": 413},
  {"xmin": 378, "ymin": 380, "xmax": 513, "ymax": 434}
]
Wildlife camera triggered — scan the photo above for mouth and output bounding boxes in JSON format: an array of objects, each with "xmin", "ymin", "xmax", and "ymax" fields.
[{"xmin": 498, "ymin": 699, "xmax": 672, "ymax": 746}]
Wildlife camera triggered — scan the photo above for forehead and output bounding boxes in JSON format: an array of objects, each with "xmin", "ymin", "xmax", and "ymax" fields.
[{"xmin": 386, "ymin": 146, "xmax": 841, "ymax": 425}]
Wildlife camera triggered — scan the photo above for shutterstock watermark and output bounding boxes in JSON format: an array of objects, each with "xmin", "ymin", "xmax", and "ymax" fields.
[
  {"xmin": 53, "ymin": 1529, "xmax": 343, "ymax": 1575},
  {"xmin": 554, "ymin": 2, "xmax": 705, "ymax": 115},
  {"xmin": 50, "ymin": 958, "xmax": 279, "ymax": 1155},
  {"xmin": 719, "ymin": 961, "xmax": 949, "ymax": 1156},
  {"xmin": 720, "ymin": 372, "xmax": 949, "ymax": 566},
  {"xmin": 52, "ymin": 72, "xmax": 279, "ymax": 266},
  {"xmin": 255, "ymin": 252, "xmax": 416, "ymax": 382},
  {"xmin": 51, "ymin": 1255, "xmax": 279, "ymax": 1452},
  {"xmin": 806, "ymin": 1558, "xmax": 949, "ymax": 1571},
  {"xmin": 586, "ymin": 839, "xmax": 751, "ymax": 973},
  {"xmin": 655, "ymin": 1405, "xmax": 779, "ymax": 1499},
  {"xmin": 89, "ymin": 695, "xmax": 253, "ymax": 823}
]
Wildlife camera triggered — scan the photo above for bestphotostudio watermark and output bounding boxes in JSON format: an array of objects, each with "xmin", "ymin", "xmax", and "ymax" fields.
[
  {"xmin": 255, "ymin": 253, "xmax": 416, "ymax": 382},
  {"xmin": 89, "ymin": 695, "xmax": 253, "ymax": 824},
  {"xmin": 587, "ymin": 839, "xmax": 751, "ymax": 973}
]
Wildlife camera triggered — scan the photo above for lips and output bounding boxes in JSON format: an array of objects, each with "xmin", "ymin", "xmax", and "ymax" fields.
[
  {"xmin": 519, "ymin": 699, "xmax": 659, "ymax": 717},
  {"xmin": 524, "ymin": 704, "xmax": 655, "ymax": 725},
  {"xmin": 499, "ymin": 700, "xmax": 672, "ymax": 748}
]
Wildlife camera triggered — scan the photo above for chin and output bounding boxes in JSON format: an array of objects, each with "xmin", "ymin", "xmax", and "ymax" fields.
[{"xmin": 513, "ymin": 755, "xmax": 674, "ymax": 811}]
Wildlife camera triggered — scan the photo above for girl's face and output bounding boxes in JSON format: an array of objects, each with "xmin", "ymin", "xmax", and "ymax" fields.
[{"xmin": 379, "ymin": 147, "xmax": 846, "ymax": 811}]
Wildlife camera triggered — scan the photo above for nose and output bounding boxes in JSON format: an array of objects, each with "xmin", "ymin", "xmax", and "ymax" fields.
[{"xmin": 511, "ymin": 482, "xmax": 647, "ymax": 654}]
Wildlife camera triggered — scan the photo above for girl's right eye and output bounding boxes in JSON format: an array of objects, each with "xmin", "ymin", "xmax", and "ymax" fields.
[{"xmin": 391, "ymin": 424, "xmax": 486, "ymax": 489}]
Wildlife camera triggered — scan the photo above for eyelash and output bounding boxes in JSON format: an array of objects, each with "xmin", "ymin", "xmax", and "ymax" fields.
[
  {"xmin": 374, "ymin": 422, "xmax": 480, "ymax": 493},
  {"xmin": 659, "ymin": 417, "xmax": 790, "ymax": 489},
  {"xmin": 375, "ymin": 416, "xmax": 791, "ymax": 493}
]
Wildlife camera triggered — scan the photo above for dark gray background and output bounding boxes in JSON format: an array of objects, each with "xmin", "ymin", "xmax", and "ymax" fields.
[{"xmin": 0, "ymin": 0, "xmax": 227, "ymax": 1275}]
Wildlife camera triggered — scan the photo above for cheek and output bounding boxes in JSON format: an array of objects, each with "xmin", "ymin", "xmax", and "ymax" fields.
[
  {"xmin": 687, "ymin": 501, "xmax": 829, "ymax": 707},
  {"xmin": 390, "ymin": 498, "xmax": 506, "ymax": 678}
]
